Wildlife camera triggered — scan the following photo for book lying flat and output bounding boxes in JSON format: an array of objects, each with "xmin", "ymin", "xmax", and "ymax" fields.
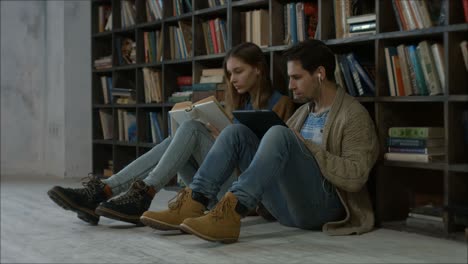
[
  {"xmin": 232, "ymin": 110, "xmax": 287, "ymax": 138},
  {"xmin": 168, "ymin": 96, "xmax": 232, "ymax": 136}
]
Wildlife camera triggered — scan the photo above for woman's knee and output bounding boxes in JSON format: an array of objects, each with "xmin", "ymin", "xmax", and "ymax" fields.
[
  {"xmin": 221, "ymin": 124, "xmax": 254, "ymax": 138},
  {"xmin": 179, "ymin": 119, "xmax": 205, "ymax": 132},
  {"xmin": 262, "ymin": 125, "xmax": 292, "ymax": 143}
]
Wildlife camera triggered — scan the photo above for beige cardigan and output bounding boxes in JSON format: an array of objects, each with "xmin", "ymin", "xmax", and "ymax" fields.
[{"xmin": 286, "ymin": 87, "xmax": 379, "ymax": 235}]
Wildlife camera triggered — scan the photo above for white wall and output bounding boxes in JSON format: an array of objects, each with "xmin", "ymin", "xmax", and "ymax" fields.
[{"xmin": 1, "ymin": 1, "xmax": 91, "ymax": 179}]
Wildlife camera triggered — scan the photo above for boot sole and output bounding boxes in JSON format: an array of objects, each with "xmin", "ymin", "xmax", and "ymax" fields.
[
  {"xmin": 139, "ymin": 216, "xmax": 181, "ymax": 231},
  {"xmin": 95, "ymin": 207, "xmax": 142, "ymax": 225},
  {"xmin": 47, "ymin": 188, "xmax": 99, "ymax": 225},
  {"xmin": 179, "ymin": 223, "xmax": 238, "ymax": 244}
]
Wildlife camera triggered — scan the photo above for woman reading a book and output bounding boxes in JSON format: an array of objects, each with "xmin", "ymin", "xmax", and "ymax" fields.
[{"xmin": 47, "ymin": 42, "xmax": 295, "ymax": 225}]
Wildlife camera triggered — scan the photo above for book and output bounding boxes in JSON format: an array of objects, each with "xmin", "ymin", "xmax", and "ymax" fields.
[
  {"xmin": 405, "ymin": 216, "xmax": 444, "ymax": 230},
  {"xmin": 431, "ymin": 43, "xmax": 446, "ymax": 92},
  {"xmin": 346, "ymin": 13, "xmax": 376, "ymax": 25},
  {"xmin": 384, "ymin": 152, "xmax": 444, "ymax": 163},
  {"xmin": 388, "ymin": 127, "xmax": 444, "ymax": 138},
  {"xmin": 417, "ymin": 40, "xmax": 443, "ymax": 95},
  {"xmin": 387, "ymin": 146, "xmax": 445, "ymax": 155},
  {"xmin": 387, "ymin": 137, "xmax": 445, "ymax": 148},
  {"xmin": 384, "ymin": 46, "xmax": 397, "ymax": 96},
  {"xmin": 407, "ymin": 213, "xmax": 443, "ymax": 222},
  {"xmin": 461, "ymin": 40, "xmax": 468, "ymax": 72},
  {"xmin": 168, "ymin": 96, "xmax": 232, "ymax": 135}
]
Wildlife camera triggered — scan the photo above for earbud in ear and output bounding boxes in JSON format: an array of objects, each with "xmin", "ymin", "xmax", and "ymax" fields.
[{"xmin": 318, "ymin": 73, "xmax": 322, "ymax": 82}]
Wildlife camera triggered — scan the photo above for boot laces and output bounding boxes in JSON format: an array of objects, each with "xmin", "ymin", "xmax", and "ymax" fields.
[
  {"xmin": 168, "ymin": 188, "xmax": 189, "ymax": 211},
  {"xmin": 211, "ymin": 196, "xmax": 235, "ymax": 221},
  {"xmin": 78, "ymin": 173, "xmax": 103, "ymax": 200},
  {"xmin": 111, "ymin": 181, "xmax": 146, "ymax": 205}
]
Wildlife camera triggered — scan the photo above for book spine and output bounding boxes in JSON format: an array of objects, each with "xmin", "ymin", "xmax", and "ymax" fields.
[
  {"xmin": 396, "ymin": 44, "xmax": 413, "ymax": 96},
  {"xmin": 338, "ymin": 54, "xmax": 358, "ymax": 96},
  {"xmin": 387, "ymin": 147, "xmax": 443, "ymax": 154},
  {"xmin": 387, "ymin": 137, "xmax": 427, "ymax": 148},
  {"xmin": 346, "ymin": 53, "xmax": 375, "ymax": 95},
  {"xmin": 407, "ymin": 45, "xmax": 429, "ymax": 95},
  {"xmin": 384, "ymin": 47, "xmax": 397, "ymax": 96},
  {"xmin": 417, "ymin": 41, "xmax": 443, "ymax": 95}
]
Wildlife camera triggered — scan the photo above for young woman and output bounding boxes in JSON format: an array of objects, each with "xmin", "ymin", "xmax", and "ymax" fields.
[{"xmin": 47, "ymin": 42, "xmax": 295, "ymax": 225}]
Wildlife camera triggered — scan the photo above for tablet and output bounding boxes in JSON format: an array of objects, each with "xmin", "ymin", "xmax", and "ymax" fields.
[{"xmin": 232, "ymin": 110, "xmax": 288, "ymax": 138}]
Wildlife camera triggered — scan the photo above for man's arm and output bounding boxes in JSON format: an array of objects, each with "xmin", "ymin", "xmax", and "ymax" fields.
[{"xmin": 303, "ymin": 108, "xmax": 379, "ymax": 193}]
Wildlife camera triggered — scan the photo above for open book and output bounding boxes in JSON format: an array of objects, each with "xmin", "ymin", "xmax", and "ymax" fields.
[{"xmin": 168, "ymin": 96, "xmax": 232, "ymax": 136}]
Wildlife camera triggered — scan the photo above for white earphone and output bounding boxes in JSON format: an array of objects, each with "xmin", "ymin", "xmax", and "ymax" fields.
[{"xmin": 318, "ymin": 73, "xmax": 322, "ymax": 83}]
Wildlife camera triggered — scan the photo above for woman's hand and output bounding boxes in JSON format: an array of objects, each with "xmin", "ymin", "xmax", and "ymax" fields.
[{"xmin": 205, "ymin": 122, "xmax": 221, "ymax": 139}]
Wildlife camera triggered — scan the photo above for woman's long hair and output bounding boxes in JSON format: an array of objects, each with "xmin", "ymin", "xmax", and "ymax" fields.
[{"xmin": 223, "ymin": 42, "xmax": 273, "ymax": 114}]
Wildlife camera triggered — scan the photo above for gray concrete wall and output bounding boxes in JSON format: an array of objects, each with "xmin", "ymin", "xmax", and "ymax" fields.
[{"xmin": 1, "ymin": 1, "xmax": 91, "ymax": 179}]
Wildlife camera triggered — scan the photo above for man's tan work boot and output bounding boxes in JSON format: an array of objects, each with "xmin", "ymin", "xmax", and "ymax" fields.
[
  {"xmin": 180, "ymin": 192, "xmax": 243, "ymax": 244},
  {"xmin": 140, "ymin": 188, "xmax": 206, "ymax": 230}
]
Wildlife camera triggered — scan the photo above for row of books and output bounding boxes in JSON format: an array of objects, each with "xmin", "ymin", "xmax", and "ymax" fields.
[
  {"xmin": 98, "ymin": 110, "xmax": 164, "ymax": 144},
  {"xmin": 201, "ymin": 18, "xmax": 227, "ymax": 55},
  {"xmin": 142, "ymin": 68, "xmax": 163, "ymax": 103},
  {"xmin": 97, "ymin": 5, "xmax": 112, "ymax": 33},
  {"xmin": 207, "ymin": 0, "xmax": 225, "ymax": 8},
  {"xmin": 391, "ymin": 0, "xmax": 444, "ymax": 31},
  {"xmin": 334, "ymin": 53, "xmax": 375, "ymax": 97},
  {"xmin": 385, "ymin": 40, "xmax": 444, "ymax": 97},
  {"xmin": 143, "ymin": 30, "xmax": 163, "ymax": 63},
  {"xmin": 168, "ymin": 21, "xmax": 192, "ymax": 60},
  {"xmin": 121, "ymin": 0, "xmax": 136, "ymax": 28},
  {"xmin": 384, "ymin": 127, "xmax": 445, "ymax": 163},
  {"xmin": 145, "ymin": 0, "xmax": 163, "ymax": 22},
  {"xmin": 241, "ymin": 9, "xmax": 269, "ymax": 48},
  {"xmin": 148, "ymin": 112, "xmax": 164, "ymax": 143},
  {"xmin": 172, "ymin": 0, "xmax": 192, "ymax": 16},
  {"xmin": 284, "ymin": 1, "xmax": 319, "ymax": 45}
]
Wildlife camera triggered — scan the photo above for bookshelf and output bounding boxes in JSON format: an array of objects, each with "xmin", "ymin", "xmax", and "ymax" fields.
[{"xmin": 91, "ymin": 0, "xmax": 468, "ymax": 238}]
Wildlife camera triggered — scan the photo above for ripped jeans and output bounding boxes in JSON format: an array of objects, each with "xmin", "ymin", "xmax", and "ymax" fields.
[{"xmin": 190, "ymin": 124, "xmax": 344, "ymax": 229}]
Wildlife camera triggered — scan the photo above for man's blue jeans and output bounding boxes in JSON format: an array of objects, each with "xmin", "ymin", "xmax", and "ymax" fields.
[{"xmin": 190, "ymin": 124, "xmax": 344, "ymax": 229}]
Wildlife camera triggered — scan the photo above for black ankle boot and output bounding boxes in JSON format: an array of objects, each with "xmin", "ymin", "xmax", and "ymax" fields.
[
  {"xmin": 47, "ymin": 174, "xmax": 108, "ymax": 225},
  {"xmin": 95, "ymin": 180, "xmax": 155, "ymax": 225}
]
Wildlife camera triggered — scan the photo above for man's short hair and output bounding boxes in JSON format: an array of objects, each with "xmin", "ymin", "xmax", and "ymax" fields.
[{"xmin": 283, "ymin": 39, "xmax": 336, "ymax": 81}]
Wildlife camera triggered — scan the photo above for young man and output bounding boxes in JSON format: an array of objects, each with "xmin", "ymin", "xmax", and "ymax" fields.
[{"xmin": 140, "ymin": 39, "xmax": 379, "ymax": 243}]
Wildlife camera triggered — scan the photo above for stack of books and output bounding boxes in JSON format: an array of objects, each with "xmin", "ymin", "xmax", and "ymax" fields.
[
  {"xmin": 168, "ymin": 76, "xmax": 193, "ymax": 103},
  {"xmin": 406, "ymin": 204, "xmax": 444, "ymax": 231},
  {"xmin": 346, "ymin": 13, "xmax": 376, "ymax": 37},
  {"xmin": 192, "ymin": 68, "xmax": 226, "ymax": 102},
  {"xmin": 384, "ymin": 127, "xmax": 445, "ymax": 163}
]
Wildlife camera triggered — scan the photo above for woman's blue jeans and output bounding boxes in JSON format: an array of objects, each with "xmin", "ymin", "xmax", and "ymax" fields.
[
  {"xmin": 190, "ymin": 124, "xmax": 344, "ymax": 229},
  {"xmin": 103, "ymin": 120, "xmax": 236, "ymax": 199}
]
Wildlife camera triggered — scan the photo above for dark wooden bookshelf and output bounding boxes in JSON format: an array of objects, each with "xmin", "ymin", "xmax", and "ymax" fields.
[{"xmin": 91, "ymin": 0, "xmax": 468, "ymax": 238}]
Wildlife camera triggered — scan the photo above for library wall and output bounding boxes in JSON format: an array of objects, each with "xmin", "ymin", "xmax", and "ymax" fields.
[{"xmin": 0, "ymin": 1, "xmax": 92, "ymax": 179}]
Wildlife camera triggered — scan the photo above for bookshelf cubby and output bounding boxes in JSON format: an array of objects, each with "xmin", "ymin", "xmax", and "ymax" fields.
[{"xmin": 91, "ymin": 0, "xmax": 468, "ymax": 238}]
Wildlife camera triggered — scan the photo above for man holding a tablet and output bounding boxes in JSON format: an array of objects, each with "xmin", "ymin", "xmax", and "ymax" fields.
[{"xmin": 143, "ymin": 40, "xmax": 379, "ymax": 244}]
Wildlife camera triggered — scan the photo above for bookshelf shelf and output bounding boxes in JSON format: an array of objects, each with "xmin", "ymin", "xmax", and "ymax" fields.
[
  {"xmin": 232, "ymin": 0, "xmax": 268, "ymax": 8},
  {"xmin": 376, "ymin": 96, "xmax": 447, "ymax": 102},
  {"xmin": 92, "ymin": 0, "xmax": 467, "ymax": 238},
  {"xmin": 449, "ymin": 164, "xmax": 468, "ymax": 173},
  {"xmin": 93, "ymin": 139, "xmax": 114, "ymax": 145},
  {"xmin": 382, "ymin": 161, "xmax": 446, "ymax": 171}
]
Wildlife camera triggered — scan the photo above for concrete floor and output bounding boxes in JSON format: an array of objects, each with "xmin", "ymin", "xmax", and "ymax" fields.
[{"xmin": 1, "ymin": 177, "xmax": 467, "ymax": 263}]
